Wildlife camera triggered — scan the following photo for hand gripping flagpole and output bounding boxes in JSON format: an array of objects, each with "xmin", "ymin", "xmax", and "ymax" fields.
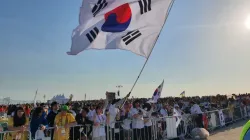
[{"xmin": 120, "ymin": 0, "xmax": 176, "ymax": 108}]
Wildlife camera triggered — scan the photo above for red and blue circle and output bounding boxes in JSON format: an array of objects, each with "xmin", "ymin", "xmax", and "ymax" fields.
[{"xmin": 101, "ymin": 3, "xmax": 132, "ymax": 32}]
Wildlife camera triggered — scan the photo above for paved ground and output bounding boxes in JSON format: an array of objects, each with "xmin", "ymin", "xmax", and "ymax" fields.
[{"xmin": 208, "ymin": 120, "xmax": 247, "ymax": 140}]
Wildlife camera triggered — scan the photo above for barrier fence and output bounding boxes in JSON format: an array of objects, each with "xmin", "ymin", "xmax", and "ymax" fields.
[
  {"xmin": 0, "ymin": 105, "xmax": 249, "ymax": 140},
  {"xmin": 0, "ymin": 130, "xmax": 32, "ymax": 140}
]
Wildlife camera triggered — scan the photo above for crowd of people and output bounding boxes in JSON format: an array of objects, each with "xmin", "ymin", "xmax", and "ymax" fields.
[{"xmin": 0, "ymin": 93, "xmax": 249, "ymax": 140}]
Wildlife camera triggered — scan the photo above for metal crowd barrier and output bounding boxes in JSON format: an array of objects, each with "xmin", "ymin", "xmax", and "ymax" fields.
[
  {"xmin": 40, "ymin": 106, "xmax": 250, "ymax": 140},
  {"xmin": 105, "ymin": 119, "xmax": 163, "ymax": 140},
  {"xmin": 0, "ymin": 106, "xmax": 249, "ymax": 140},
  {"xmin": 40, "ymin": 124, "xmax": 92, "ymax": 140},
  {"xmin": 158, "ymin": 106, "xmax": 250, "ymax": 139},
  {"xmin": 0, "ymin": 130, "xmax": 32, "ymax": 140}
]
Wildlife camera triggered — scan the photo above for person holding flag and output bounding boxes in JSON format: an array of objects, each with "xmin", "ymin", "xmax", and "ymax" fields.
[{"xmin": 106, "ymin": 98, "xmax": 125, "ymax": 140}]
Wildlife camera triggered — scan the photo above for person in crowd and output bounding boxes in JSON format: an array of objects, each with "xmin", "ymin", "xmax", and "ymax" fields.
[
  {"xmin": 173, "ymin": 104, "xmax": 184, "ymax": 136},
  {"xmin": 92, "ymin": 105, "xmax": 108, "ymax": 140},
  {"xmin": 143, "ymin": 102, "xmax": 153, "ymax": 140},
  {"xmin": 30, "ymin": 107, "xmax": 48, "ymax": 139},
  {"xmin": 157, "ymin": 101, "xmax": 163, "ymax": 112},
  {"xmin": 54, "ymin": 105, "xmax": 76, "ymax": 140},
  {"xmin": 66, "ymin": 103, "xmax": 77, "ymax": 117},
  {"xmin": 190, "ymin": 101, "xmax": 204, "ymax": 128},
  {"xmin": 228, "ymin": 99, "xmax": 235, "ymax": 122},
  {"xmin": 43, "ymin": 105, "xmax": 49, "ymax": 117},
  {"xmin": 106, "ymin": 99, "xmax": 123, "ymax": 140},
  {"xmin": 47, "ymin": 101, "xmax": 59, "ymax": 139},
  {"xmin": 160, "ymin": 103, "xmax": 169, "ymax": 131},
  {"xmin": 71, "ymin": 102, "xmax": 82, "ymax": 116},
  {"xmin": 87, "ymin": 104, "xmax": 96, "ymax": 121},
  {"xmin": 7, "ymin": 107, "xmax": 29, "ymax": 140},
  {"xmin": 174, "ymin": 104, "xmax": 183, "ymax": 116},
  {"xmin": 3, "ymin": 105, "xmax": 7, "ymax": 115},
  {"xmin": 0, "ymin": 106, "xmax": 4, "ymax": 117},
  {"xmin": 9, "ymin": 105, "xmax": 17, "ymax": 117},
  {"xmin": 130, "ymin": 100, "xmax": 145, "ymax": 140},
  {"xmin": 121, "ymin": 102, "xmax": 132, "ymax": 140},
  {"xmin": 24, "ymin": 104, "xmax": 31, "ymax": 118},
  {"xmin": 73, "ymin": 107, "xmax": 93, "ymax": 140}
]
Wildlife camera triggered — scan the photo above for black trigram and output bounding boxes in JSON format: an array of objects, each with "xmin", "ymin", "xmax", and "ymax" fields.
[
  {"xmin": 86, "ymin": 27, "xmax": 99, "ymax": 43},
  {"xmin": 138, "ymin": 0, "xmax": 151, "ymax": 15},
  {"xmin": 92, "ymin": 0, "xmax": 108, "ymax": 17},
  {"xmin": 122, "ymin": 30, "xmax": 142, "ymax": 45}
]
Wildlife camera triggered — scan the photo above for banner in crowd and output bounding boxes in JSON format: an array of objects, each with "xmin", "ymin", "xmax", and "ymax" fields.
[
  {"xmin": 218, "ymin": 110, "xmax": 225, "ymax": 126},
  {"xmin": 68, "ymin": 0, "xmax": 174, "ymax": 57}
]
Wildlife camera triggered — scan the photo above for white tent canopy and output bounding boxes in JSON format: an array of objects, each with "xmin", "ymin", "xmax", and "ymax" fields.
[{"xmin": 48, "ymin": 94, "xmax": 69, "ymax": 104}]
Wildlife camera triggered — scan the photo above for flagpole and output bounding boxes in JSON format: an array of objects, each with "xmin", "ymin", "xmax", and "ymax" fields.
[
  {"xmin": 128, "ymin": 0, "xmax": 176, "ymax": 96},
  {"xmin": 33, "ymin": 89, "xmax": 38, "ymax": 107}
]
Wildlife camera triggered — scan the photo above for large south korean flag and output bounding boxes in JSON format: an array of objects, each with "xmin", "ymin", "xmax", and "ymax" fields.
[{"xmin": 68, "ymin": 0, "xmax": 174, "ymax": 58}]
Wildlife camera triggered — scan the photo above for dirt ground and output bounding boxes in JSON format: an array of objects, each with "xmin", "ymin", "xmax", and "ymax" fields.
[{"xmin": 208, "ymin": 120, "xmax": 248, "ymax": 140}]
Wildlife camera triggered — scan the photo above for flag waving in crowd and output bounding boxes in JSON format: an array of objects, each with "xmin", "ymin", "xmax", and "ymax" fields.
[
  {"xmin": 180, "ymin": 91, "xmax": 185, "ymax": 97},
  {"xmin": 68, "ymin": 0, "xmax": 174, "ymax": 57},
  {"xmin": 149, "ymin": 80, "xmax": 164, "ymax": 103}
]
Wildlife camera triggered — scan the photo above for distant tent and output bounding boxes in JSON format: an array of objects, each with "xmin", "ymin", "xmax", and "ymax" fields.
[{"xmin": 48, "ymin": 94, "xmax": 69, "ymax": 104}]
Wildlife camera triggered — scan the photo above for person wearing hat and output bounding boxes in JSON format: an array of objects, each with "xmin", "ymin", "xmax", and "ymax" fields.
[
  {"xmin": 130, "ymin": 99, "xmax": 145, "ymax": 140},
  {"xmin": 53, "ymin": 105, "xmax": 76, "ymax": 140},
  {"xmin": 190, "ymin": 101, "xmax": 204, "ymax": 128},
  {"xmin": 47, "ymin": 101, "xmax": 59, "ymax": 139}
]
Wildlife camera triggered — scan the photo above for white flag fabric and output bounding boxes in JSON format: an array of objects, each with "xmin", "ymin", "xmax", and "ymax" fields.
[
  {"xmin": 149, "ymin": 80, "xmax": 164, "ymax": 103},
  {"xmin": 218, "ymin": 110, "xmax": 225, "ymax": 126},
  {"xmin": 173, "ymin": 108, "xmax": 182, "ymax": 128},
  {"xmin": 68, "ymin": 0, "xmax": 174, "ymax": 57}
]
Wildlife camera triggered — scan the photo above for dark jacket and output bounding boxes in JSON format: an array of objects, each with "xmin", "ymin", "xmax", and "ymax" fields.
[
  {"xmin": 30, "ymin": 116, "xmax": 48, "ymax": 138},
  {"xmin": 47, "ymin": 111, "xmax": 57, "ymax": 127},
  {"xmin": 70, "ymin": 113, "xmax": 93, "ymax": 140}
]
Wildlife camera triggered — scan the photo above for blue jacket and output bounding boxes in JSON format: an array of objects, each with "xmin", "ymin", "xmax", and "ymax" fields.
[{"xmin": 30, "ymin": 115, "xmax": 48, "ymax": 138}]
